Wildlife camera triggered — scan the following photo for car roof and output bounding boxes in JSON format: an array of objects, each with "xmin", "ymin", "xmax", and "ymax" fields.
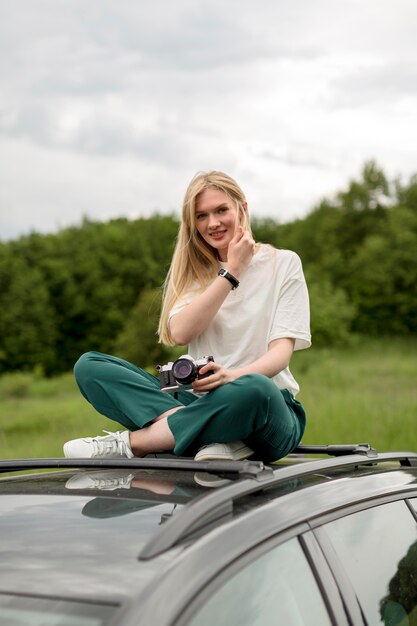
[
  {"xmin": 0, "ymin": 464, "xmax": 203, "ymax": 604},
  {"xmin": 1, "ymin": 446, "xmax": 417, "ymax": 609}
]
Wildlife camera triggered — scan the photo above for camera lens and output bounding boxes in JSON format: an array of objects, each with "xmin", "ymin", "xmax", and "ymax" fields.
[{"xmin": 172, "ymin": 357, "xmax": 197, "ymax": 385}]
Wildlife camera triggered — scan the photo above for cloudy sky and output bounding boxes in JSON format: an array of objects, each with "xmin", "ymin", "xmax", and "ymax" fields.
[{"xmin": 1, "ymin": 0, "xmax": 416, "ymax": 240}]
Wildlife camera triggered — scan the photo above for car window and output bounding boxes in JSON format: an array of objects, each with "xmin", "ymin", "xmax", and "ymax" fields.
[
  {"xmin": 185, "ymin": 536, "xmax": 333, "ymax": 626},
  {"xmin": 324, "ymin": 499, "xmax": 417, "ymax": 626}
]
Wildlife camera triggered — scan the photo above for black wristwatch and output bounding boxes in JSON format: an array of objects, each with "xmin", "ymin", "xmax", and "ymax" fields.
[{"xmin": 218, "ymin": 268, "xmax": 240, "ymax": 290}]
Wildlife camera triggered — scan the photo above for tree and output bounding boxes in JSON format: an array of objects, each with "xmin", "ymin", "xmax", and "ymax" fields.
[
  {"xmin": 113, "ymin": 288, "xmax": 180, "ymax": 372},
  {"xmin": 0, "ymin": 253, "xmax": 57, "ymax": 373},
  {"xmin": 350, "ymin": 206, "xmax": 417, "ymax": 335},
  {"xmin": 395, "ymin": 173, "xmax": 417, "ymax": 214},
  {"xmin": 305, "ymin": 269, "xmax": 356, "ymax": 346}
]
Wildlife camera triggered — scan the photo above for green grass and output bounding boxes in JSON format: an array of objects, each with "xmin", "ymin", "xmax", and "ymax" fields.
[
  {"xmin": 0, "ymin": 372, "xmax": 115, "ymax": 458},
  {"xmin": 0, "ymin": 337, "xmax": 416, "ymax": 459},
  {"xmin": 291, "ymin": 337, "xmax": 417, "ymax": 451}
]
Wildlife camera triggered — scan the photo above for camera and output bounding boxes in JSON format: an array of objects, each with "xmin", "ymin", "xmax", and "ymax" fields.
[{"xmin": 156, "ymin": 355, "xmax": 214, "ymax": 393}]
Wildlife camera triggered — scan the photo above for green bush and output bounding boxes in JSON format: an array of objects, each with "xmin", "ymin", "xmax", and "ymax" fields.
[
  {"xmin": 307, "ymin": 274, "xmax": 356, "ymax": 346},
  {"xmin": 113, "ymin": 287, "xmax": 183, "ymax": 371},
  {"xmin": 0, "ymin": 371, "xmax": 34, "ymax": 398}
]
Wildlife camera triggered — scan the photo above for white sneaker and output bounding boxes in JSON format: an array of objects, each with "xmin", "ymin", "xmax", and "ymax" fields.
[
  {"xmin": 65, "ymin": 471, "xmax": 134, "ymax": 491},
  {"xmin": 63, "ymin": 430, "xmax": 134, "ymax": 459},
  {"xmin": 194, "ymin": 440, "xmax": 254, "ymax": 462}
]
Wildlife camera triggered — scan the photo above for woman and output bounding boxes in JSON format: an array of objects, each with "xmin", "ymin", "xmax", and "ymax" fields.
[{"xmin": 64, "ymin": 171, "xmax": 311, "ymax": 462}]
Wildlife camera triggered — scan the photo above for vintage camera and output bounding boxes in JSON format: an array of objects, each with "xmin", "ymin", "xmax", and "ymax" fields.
[{"xmin": 156, "ymin": 355, "xmax": 214, "ymax": 393}]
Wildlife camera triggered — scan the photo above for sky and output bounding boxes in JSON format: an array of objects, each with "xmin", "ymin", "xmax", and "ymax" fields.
[{"xmin": 1, "ymin": 0, "xmax": 417, "ymax": 240}]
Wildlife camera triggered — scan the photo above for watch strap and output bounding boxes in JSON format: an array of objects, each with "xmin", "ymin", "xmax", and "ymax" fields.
[{"xmin": 218, "ymin": 268, "xmax": 240, "ymax": 289}]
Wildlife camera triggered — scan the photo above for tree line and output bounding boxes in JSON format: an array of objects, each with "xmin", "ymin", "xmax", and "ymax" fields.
[{"xmin": 1, "ymin": 161, "xmax": 416, "ymax": 376}]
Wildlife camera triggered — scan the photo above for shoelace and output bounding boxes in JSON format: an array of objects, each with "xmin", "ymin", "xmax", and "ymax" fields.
[{"xmin": 88, "ymin": 430, "xmax": 129, "ymax": 458}]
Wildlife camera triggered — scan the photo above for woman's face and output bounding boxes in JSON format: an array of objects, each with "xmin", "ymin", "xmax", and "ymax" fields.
[{"xmin": 194, "ymin": 188, "xmax": 240, "ymax": 261}]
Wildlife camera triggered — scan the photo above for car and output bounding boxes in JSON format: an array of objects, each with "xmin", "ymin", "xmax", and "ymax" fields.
[{"xmin": 1, "ymin": 444, "xmax": 417, "ymax": 626}]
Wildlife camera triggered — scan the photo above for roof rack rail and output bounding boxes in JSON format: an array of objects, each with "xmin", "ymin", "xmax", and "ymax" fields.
[
  {"xmin": 0, "ymin": 443, "xmax": 377, "ymax": 477},
  {"xmin": 0, "ymin": 457, "xmax": 270, "ymax": 481},
  {"xmin": 0, "ymin": 443, "xmax": 376, "ymax": 477},
  {"xmin": 138, "ymin": 450, "xmax": 417, "ymax": 561},
  {"xmin": 292, "ymin": 443, "xmax": 377, "ymax": 457}
]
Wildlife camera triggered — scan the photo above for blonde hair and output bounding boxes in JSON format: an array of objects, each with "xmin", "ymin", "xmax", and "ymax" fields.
[{"xmin": 158, "ymin": 171, "xmax": 252, "ymax": 345}]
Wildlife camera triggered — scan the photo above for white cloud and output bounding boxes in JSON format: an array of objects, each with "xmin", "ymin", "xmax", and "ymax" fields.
[{"xmin": 1, "ymin": 0, "xmax": 417, "ymax": 239}]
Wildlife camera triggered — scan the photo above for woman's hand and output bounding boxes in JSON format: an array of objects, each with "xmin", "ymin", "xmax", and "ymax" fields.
[
  {"xmin": 192, "ymin": 361, "xmax": 238, "ymax": 392},
  {"xmin": 227, "ymin": 226, "xmax": 256, "ymax": 276},
  {"xmin": 192, "ymin": 339, "xmax": 296, "ymax": 393}
]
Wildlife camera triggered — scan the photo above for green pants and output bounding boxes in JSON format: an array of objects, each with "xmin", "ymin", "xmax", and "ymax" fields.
[{"xmin": 74, "ymin": 351, "xmax": 306, "ymax": 462}]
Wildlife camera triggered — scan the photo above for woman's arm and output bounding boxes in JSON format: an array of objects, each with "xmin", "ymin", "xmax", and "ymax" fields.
[
  {"xmin": 169, "ymin": 227, "xmax": 255, "ymax": 345},
  {"xmin": 169, "ymin": 273, "xmax": 236, "ymax": 345},
  {"xmin": 191, "ymin": 337, "xmax": 295, "ymax": 392}
]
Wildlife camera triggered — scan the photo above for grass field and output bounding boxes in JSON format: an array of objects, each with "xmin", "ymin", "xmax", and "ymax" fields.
[{"xmin": 0, "ymin": 337, "xmax": 416, "ymax": 459}]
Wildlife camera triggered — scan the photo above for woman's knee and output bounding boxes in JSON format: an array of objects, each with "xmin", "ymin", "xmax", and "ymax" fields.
[
  {"xmin": 231, "ymin": 373, "xmax": 276, "ymax": 408},
  {"xmin": 73, "ymin": 351, "xmax": 103, "ymax": 386},
  {"xmin": 238, "ymin": 373, "xmax": 277, "ymax": 397}
]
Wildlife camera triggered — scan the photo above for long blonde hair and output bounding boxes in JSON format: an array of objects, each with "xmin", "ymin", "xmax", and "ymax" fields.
[{"xmin": 158, "ymin": 171, "xmax": 252, "ymax": 345}]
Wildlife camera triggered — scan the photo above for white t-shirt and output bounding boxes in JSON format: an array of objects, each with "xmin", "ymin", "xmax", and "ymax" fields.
[{"xmin": 168, "ymin": 244, "xmax": 311, "ymax": 396}]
